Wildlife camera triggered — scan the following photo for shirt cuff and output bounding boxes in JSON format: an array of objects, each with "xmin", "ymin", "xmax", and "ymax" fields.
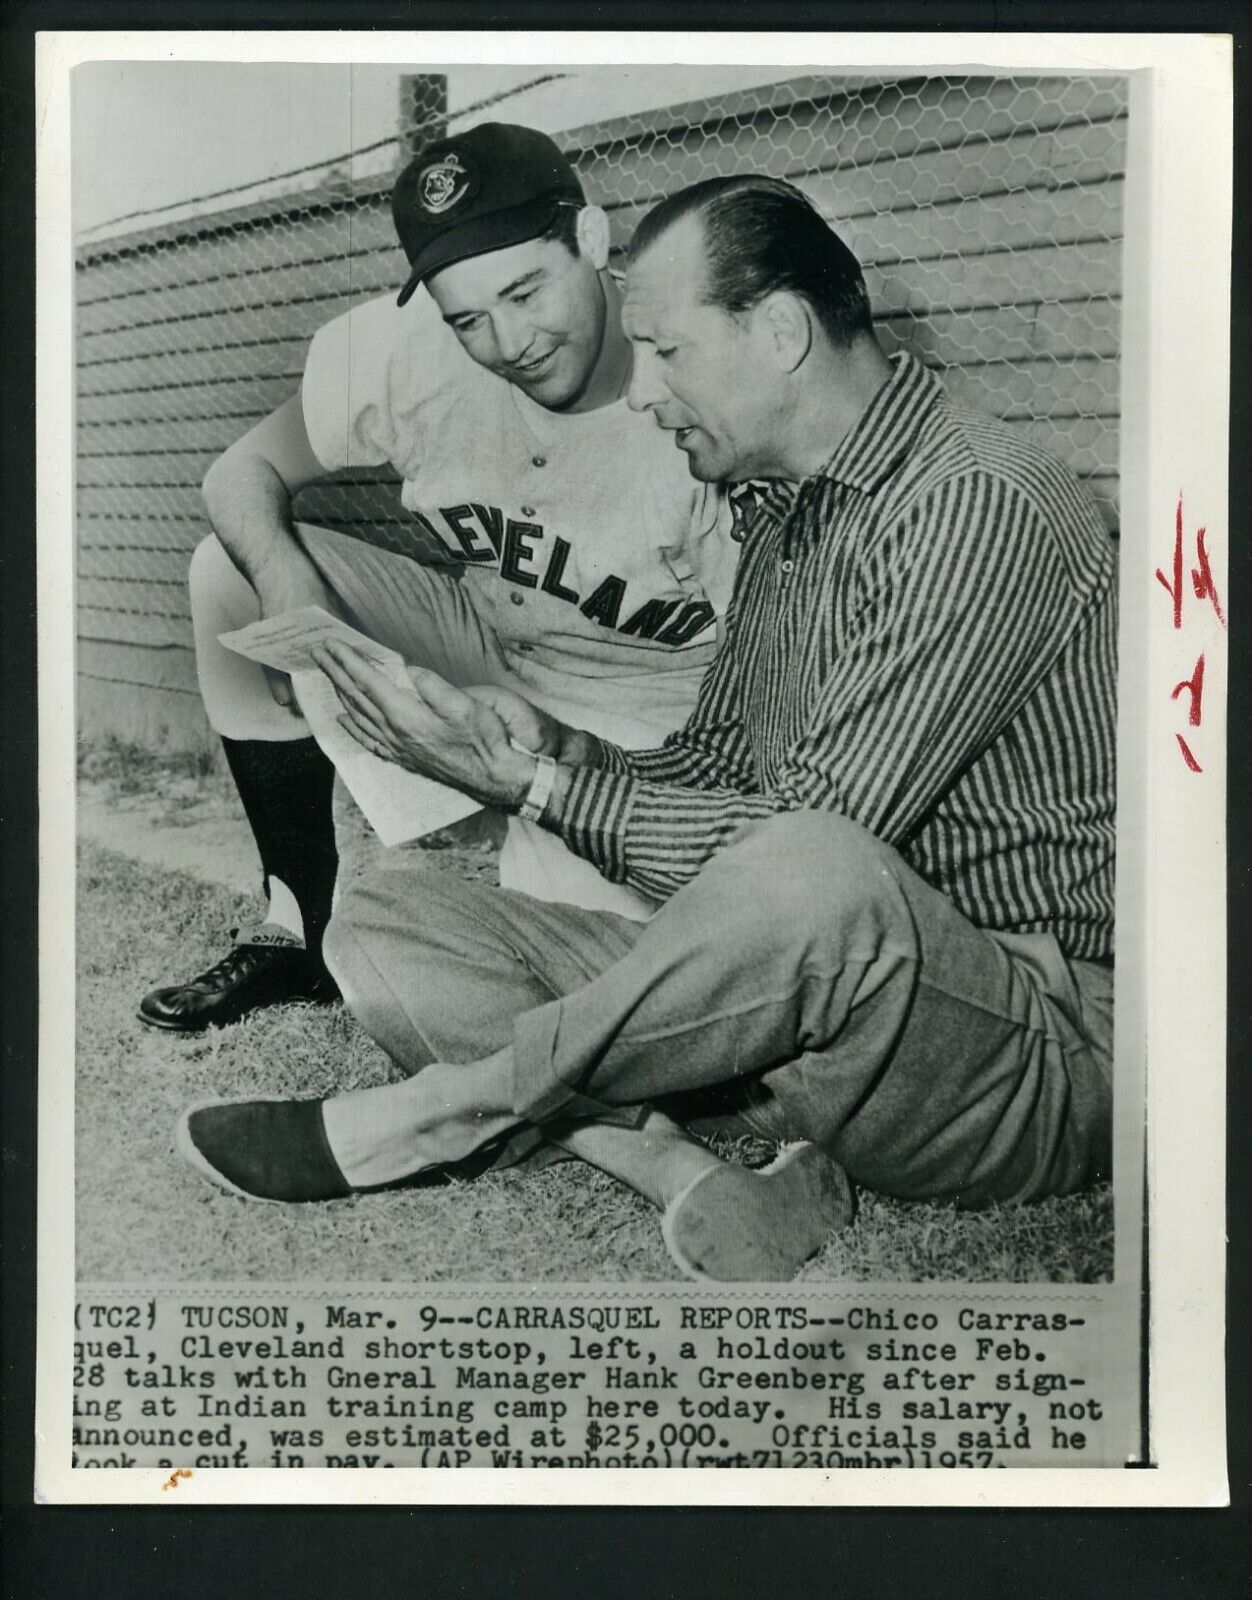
[
  {"xmin": 582, "ymin": 733, "xmax": 634, "ymax": 775},
  {"xmin": 547, "ymin": 765, "xmax": 636, "ymax": 883}
]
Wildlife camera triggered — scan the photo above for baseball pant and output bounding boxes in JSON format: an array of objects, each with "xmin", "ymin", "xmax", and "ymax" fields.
[
  {"xmin": 323, "ymin": 810, "xmax": 1113, "ymax": 1205},
  {"xmin": 190, "ymin": 525, "xmax": 513, "ymax": 744},
  {"xmin": 189, "ymin": 525, "xmax": 661, "ymax": 917}
]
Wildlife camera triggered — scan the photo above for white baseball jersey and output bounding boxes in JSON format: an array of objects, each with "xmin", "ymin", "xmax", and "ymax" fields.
[{"xmin": 301, "ymin": 288, "xmax": 739, "ymax": 918}]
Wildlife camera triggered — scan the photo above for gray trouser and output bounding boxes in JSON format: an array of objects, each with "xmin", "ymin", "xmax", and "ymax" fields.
[{"xmin": 323, "ymin": 810, "xmax": 1113, "ymax": 1206}]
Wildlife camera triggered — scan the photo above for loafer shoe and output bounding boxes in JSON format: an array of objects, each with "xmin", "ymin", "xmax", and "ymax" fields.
[
  {"xmin": 138, "ymin": 932, "xmax": 338, "ymax": 1032},
  {"xmin": 176, "ymin": 1096, "xmax": 355, "ymax": 1203},
  {"xmin": 661, "ymin": 1142, "xmax": 854, "ymax": 1283}
]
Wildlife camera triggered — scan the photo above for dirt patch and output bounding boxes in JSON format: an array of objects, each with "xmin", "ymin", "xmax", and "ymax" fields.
[
  {"xmin": 78, "ymin": 778, "xmax": 260, "ymax": 894},
  {"xmin": 76, "ymin": 737, "xmax": 505, "ymax": 900}
]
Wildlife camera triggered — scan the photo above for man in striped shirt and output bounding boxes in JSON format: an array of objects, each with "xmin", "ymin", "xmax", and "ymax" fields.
[{"xmin": 178, "ymin": 176, "xmax": 1116, "ymax": 1283}]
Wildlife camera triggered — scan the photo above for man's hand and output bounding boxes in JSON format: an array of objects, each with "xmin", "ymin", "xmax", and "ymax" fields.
[
  {"xmin": 460, "ymin": 684, "xmax": 566, "ymax": 759},
  {"xmin": 251, "ymin": 554, "xmax": 338, "ymax": 711},
  {"xmin": 464, "ymin": 685, "xmax": 606, "ymax": 769},
  {"xmin": 313, "ymin": 641, "xmax": 538, "ymax": 809}
]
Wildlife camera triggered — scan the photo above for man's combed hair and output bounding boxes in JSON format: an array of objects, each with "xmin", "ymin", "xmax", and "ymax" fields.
[
  {"xmin": 539, "ymin": 200, "xmax": 583, "ymax": 256},
  {"xmin": 629, "ymin": 176, "xmax": 873, "ymax": 347}
]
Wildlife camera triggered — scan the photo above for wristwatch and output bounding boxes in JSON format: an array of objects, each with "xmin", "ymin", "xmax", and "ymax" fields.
[{"xmin": 517, "ymin": 753, "xmax": 558, "ymax": 823}]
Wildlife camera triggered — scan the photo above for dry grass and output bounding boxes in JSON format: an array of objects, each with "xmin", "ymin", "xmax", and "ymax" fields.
[{"xmin": 76, "ymin": 838, "xmax": 1113, "ymax": 1285}]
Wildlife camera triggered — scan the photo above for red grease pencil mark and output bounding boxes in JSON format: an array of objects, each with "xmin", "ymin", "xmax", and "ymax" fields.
[
  {"xmin": 1191, "ymin": 527, "xmax": 1226, "ymax": 628},
  {"xmin": 1156, "ymin": 493, "xmax": 1226, "ymax": 630},
  {"xmin": 1158, "ymin": 494, "xmax": 1224, "ymax": 772},
  {"xmin": 1170, "ymin": 653, "xmax": 1206, "ymax": 726},
  {"xmin": 1155, "ymin": 496, "xmax": 1186, "ymax": 628}
]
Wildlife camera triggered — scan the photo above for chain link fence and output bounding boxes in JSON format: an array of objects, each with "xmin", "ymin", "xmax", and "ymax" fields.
[{"xmin": 75, "ymin": 70, "xmax": 1128, "ymax": 749}]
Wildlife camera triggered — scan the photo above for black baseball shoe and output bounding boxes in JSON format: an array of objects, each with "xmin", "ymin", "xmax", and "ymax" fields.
[{"xmin": 138, "ymin": 926, "xmax": 339, "ymax": 1033}]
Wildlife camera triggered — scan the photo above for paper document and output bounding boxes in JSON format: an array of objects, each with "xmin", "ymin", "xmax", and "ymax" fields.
[
  {"xmin": 218, "ymin": 608, "xmax": 483, "ymax": 846},
  {"xmin": 217, "ymin": 606, "xmax": 407, "ymax": 676}
]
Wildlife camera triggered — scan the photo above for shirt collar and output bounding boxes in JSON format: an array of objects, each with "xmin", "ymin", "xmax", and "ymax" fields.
[
  {"xmin": 747, "ymin": 352, "xmax": 942, "ymax": 531},
  {"xmin": 821, "ymin": 350, "xmax": 941, "ymax": 493}
]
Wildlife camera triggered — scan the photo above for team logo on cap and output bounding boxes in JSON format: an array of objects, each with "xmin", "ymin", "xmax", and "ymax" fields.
[{"xmin": 417, "ymin": 153, "xmax": 471, "ymax": 214}]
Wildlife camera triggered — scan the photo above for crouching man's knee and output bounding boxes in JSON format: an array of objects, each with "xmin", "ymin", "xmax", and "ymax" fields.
[{"xmin": 188, "ymin": 534, "xmax": 259, "ymax": 629}]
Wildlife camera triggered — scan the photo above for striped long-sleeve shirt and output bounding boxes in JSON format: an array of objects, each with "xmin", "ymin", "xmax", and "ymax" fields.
[{"xmin": 545, "ymin": 352, "xmax": 1117, "ymax": 963}]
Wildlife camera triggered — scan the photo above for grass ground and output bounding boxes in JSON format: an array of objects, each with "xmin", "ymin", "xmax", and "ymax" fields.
[{"xmin": 75, "ymin": 753, "xmax": 1114, "ymax": 1283}]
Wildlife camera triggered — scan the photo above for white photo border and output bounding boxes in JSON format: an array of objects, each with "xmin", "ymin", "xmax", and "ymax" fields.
[{"xmin": 36, "ymin": 28, "xmax": 1231, "ymax": 1506}]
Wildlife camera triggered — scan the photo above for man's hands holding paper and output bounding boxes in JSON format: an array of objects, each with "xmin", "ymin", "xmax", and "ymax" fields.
[
  {"xmin": 252, "ymin": 559, "xmax": 339, "ymax": 711},
  {"xmin": 314, "ymin": 641, "xmax": 564, "ymax": 812}
]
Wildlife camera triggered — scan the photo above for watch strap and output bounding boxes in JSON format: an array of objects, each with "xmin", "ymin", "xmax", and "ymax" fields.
[{"xmin": 517, "ymin": 753, "xmax": 557, "ymax": 823}]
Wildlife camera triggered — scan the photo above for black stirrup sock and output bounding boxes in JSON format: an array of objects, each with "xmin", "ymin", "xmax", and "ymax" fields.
[{"xmin": 221, "ymin": 735, "xmax": 339, "ymax": 955}]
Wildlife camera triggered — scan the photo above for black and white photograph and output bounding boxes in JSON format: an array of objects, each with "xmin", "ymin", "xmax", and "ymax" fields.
[{"xmin": 37, "ymin": 32, "xmax": 1230, "ymax": 1496}]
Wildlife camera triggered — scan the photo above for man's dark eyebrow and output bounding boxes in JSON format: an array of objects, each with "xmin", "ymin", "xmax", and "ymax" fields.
[
  {"xmin": 441, "ymin": 268, "xmax": 548, "ymax": 326},
  {"xmin": 498, "ymin": 266, "xmax": 547, "ymax": 298}
]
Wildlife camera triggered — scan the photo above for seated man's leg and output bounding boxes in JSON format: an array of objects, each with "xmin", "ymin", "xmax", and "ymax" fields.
[
  {"xmin": 322, "ymin": 863, "xmax": 644, "ymax": 1080},
  {"xmin": 505, "ymin": 810, "xmax": 1112, "ymax": 1209},
  {"xmin": 183, "ymin": 861, "xmax": 854, "ymax": 1278},
  {"xmin": 140, "ymin": 527, "xmax": 510, "ymax": 1031},
  {"xmin": 316, "ymin": 811, "xmax": 1109, "ymax": 1207},
  {"xmin": 317, "ymin": 867, "xmax": 728, "ymax": 1205}
]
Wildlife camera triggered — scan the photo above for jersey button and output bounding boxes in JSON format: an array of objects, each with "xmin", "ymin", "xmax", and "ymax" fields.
[
  {"xmin": 531, "ymin": 455, "xmax": 547, "ymax": 468},
  {"xmin": 521, "ymin": 505, "xmax": 536, "ymax": 517},
  {"xmin": 510, "ymin": 591, "xmax": 525, "ymax": 606}
]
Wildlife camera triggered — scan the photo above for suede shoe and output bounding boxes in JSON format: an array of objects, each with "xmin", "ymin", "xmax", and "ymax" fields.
[
  {"xmin": 138, "ymin": 928, "xmax": 338, "ymax": 1032},
  {"xmin": 661, "ymin": 1142, "xmax": 854, "ymax": 1283},
  {"xmin": 176, "ymin": 1096, "xmax": 355, "ymax": 1203}
]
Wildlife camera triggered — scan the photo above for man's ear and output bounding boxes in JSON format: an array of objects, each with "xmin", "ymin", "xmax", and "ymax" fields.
[
  {"xmin": 576, "ymin": 205, "xmax": 612, "ymax": 270},
  {"xmin": 758, "ymin": 290, "xmax": 813, "ymax": 372}
]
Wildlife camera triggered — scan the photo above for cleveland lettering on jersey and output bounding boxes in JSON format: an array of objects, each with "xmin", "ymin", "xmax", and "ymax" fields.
[{"xmin": 408, "ymin": 502, "xmax": 717, "ymax": 647}]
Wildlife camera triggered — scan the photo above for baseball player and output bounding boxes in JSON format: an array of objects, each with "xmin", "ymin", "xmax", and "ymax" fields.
[{"xmin": 139, "ymin": 121, "xmax": 738, "ymax": 1032}]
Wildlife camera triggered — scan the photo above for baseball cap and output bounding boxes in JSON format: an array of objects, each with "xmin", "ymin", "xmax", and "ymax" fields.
[{"xmin": 392, "ymin": 122, "xmax": 585, "ymax": 306}]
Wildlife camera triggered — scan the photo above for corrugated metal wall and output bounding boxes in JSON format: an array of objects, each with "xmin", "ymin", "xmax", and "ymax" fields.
[{"xmin": 75, "ymin": 72, "xmax": 1127, "ymax": 751}]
